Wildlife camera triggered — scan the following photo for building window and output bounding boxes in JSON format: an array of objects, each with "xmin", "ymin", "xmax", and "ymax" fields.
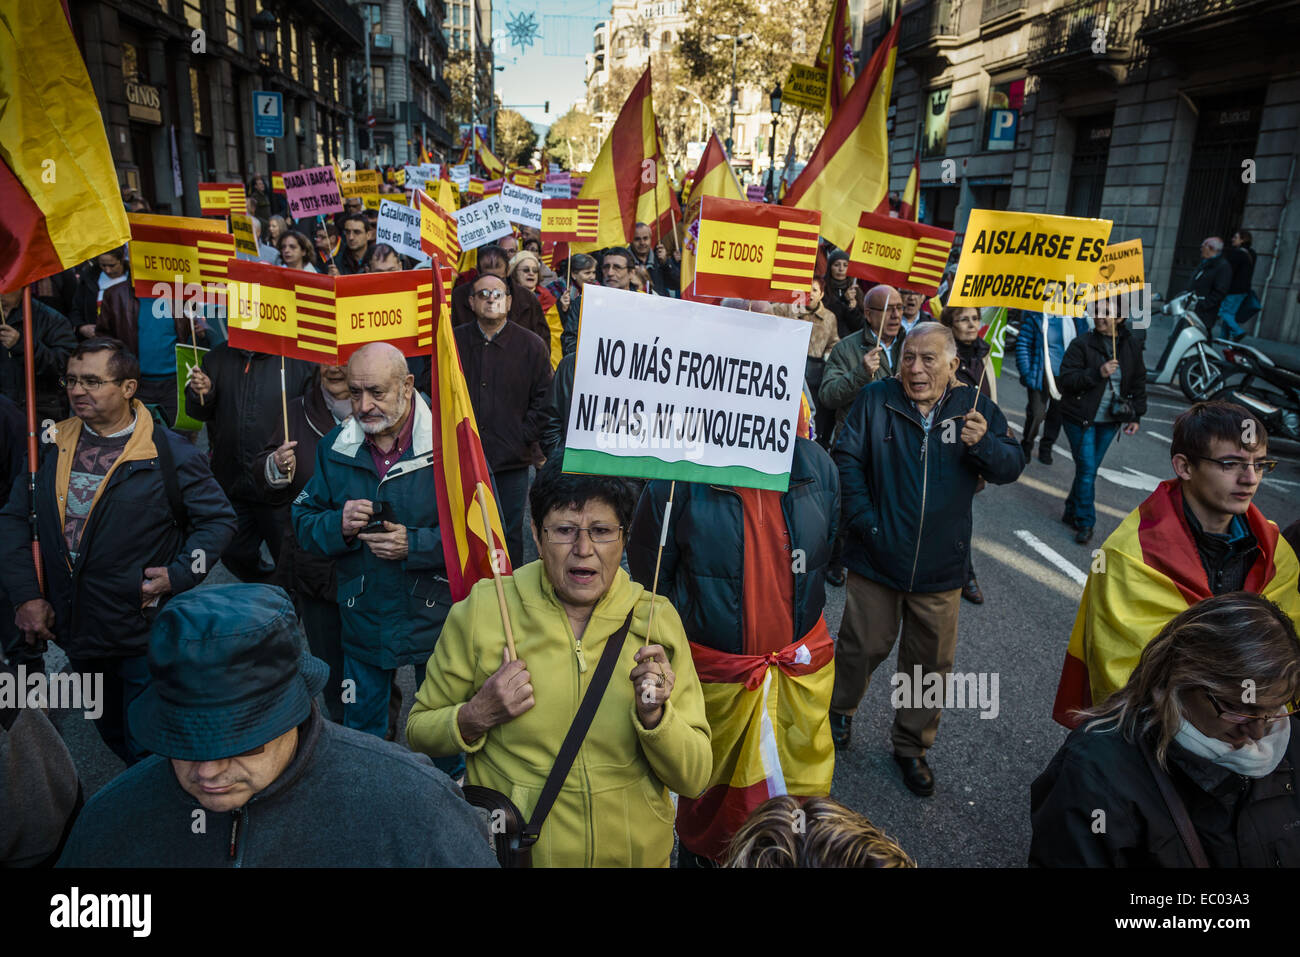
[
  {"xmin": 984, "ymin": 78, "xmax": 1024, "ymax": 151},
  {"xmin": 922, "ymin": 86, "xmax": 951, "ymax": 159},
  {"xmin": 183, "ymin": 0, "xmax": 204, "ymax": 33},
  {"xmin": 372, "ymin": 65, "xmax": 386, "ymax": 110},
  {"xmin": 367, "ymin": 3, "xmax": 382, "ymax": 34},
  {"xmin": 225, "ymin": 0, "xmax": 244, "ymax": 53},
  {"xmin": 660, "ymin": 31, "xmax": 672, "ymax": 48},
  {"xmin": 312, "ymin": 37, "xmax": 323, "ymax": 94},
  {"xmin": 190, "ymin": 65, "xmax": 205, "ymax": 135},
  {"xmin": 287, "ymin": 21, "xmax": 299, "ymax": 77}
]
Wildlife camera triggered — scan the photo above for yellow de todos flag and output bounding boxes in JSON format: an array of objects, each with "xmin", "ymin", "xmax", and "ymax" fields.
[
  {"xmin": 781, "ymin": 18, "xmax": 900, "ymax": 251},
  {"xmin": 680, "ymin": 132, "xmax": 744, "ymax": 300},
  {"xmin": 0, "ymin": 0, "xmax": 131, "ymax": 292}
]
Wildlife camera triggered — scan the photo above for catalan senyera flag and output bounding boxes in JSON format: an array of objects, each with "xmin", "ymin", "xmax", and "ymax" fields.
[
  {"xmin": 0, "ymin": 0, "xmax": 131, "ymax": 293},
  {"xmin": 334, "ymin": 270, "xmax": 434, "ymax": 362},
  {"xmin": 676, "ymin": 620, "xmax": 836, "ymax": 861},
  {"xmin": 541, "ymin": 199, "xmax": 600, "ymax": 243},
  {"xmin": 128, "ymin": 220, "xmax": 235, "ymax": 307},
  {"xmin": 428, "ymin": 259, "xmax": 513, "ymax": 600},
  {"xmin": 814, "ymin": 0, "xmax": 854, "ymax": 124},
  {"xmin": 198, "ymin": 182, "xmax": 247, "ymax": 217},
  {"xmin": 226, "ymin": 258, "xmax": 336, "ymax": 363},
  {"xmin": 693, "ymin": 196, "xmax": 821, "ymax": 303},
  {"xmin": 575, "ymin": 66, "xmax": 677, "ymax": 249},
  {"xmin": 474, "ymin": 130, "xmax": 505, "ymax": 178},
  {"xmin": 536, "ymin": 284, "xmax": 563, "ymax": 371},
  {"xmin": 847, "ymin": 210, "xmax": 954, "ymax": 296},
  {"xmin": 782, "ymin": 18, "xmax": 900, "ymax": 251},
  {"xmin": 900, "ymin": 152, "xmax": 920, "ymax": 221},
  {"xmin": 1052, "ymin": 480, "xmax": 1300, "ymax": 729},
  {"xmin": 468, "ymin": 177, "xmax": 485, "ymax": 199}
]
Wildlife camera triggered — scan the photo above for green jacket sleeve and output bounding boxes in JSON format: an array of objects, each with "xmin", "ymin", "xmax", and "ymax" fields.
[
  {"xmin": 818, "ymin": 338, "xmax": 872, "ymax": 411},
  {"xmin": 407, "ymin": 588, "xmax": 488, "ymax": 757}
]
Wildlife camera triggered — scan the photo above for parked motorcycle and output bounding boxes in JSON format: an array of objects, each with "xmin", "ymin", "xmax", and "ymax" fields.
[
  {"xmin": 1209, "ymin": 341, "xmax": 1300, "ymax": 442},
  {"xmin": 1146, "ymin": 291, "xmax": 1228, "ymax": 402}
]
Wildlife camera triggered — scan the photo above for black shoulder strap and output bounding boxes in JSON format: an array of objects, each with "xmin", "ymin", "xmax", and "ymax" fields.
[
  {"xmin": 1139, "ymin": 735, "xmax": 1210, "ymax": 868},
  {"xmin": 521, "ymin": 609, "xmax": 635, "ymax": 847},
  {"xmin": 146, "ymin": 405, "xmax": 188, "ymax": 534}
]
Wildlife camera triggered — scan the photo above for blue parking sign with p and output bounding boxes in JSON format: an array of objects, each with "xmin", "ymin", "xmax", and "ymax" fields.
[
  {"xmin": 987, "ymin": 108, "xmax": 1018, "ymax": 151},
  {"xmin": 254, "ymin": 91, "xmax": 283, "ymax": 138}
]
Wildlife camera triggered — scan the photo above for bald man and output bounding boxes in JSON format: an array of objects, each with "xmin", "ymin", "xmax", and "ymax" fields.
[
  {"xmin": 293, "ymin": 342, "xmax": 456, "ymax": 754},
  {"xmin": 820, "ymin": 284, "xmax": 906, "ymax": 441}
]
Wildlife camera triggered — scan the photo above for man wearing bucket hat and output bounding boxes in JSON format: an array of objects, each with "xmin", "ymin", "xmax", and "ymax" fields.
[{"xmin": 57, "ymin": 584, "xmax": 495, "ymax": 867}]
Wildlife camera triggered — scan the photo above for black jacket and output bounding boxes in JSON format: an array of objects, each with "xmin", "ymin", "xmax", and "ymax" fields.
[
  {"xmin": 184, "ymin": 346, "xmax": 316, "ymax": 501},
  {"xmin": 1186, "ymin": 502, "xmax": 1259, "ymax": 595},
  {"xmin": 834, "ymin": 377, "xmax": 1024, "ymax": 592},
  {"xmin": 627, "ymin": 439, "xmax": 839, "ymax": 656},
  {"xmin": 1189, "ymin": 255, "xmax": 1232, "ymax": 318},
  {"xmin": 258, "ymin": 377, "xmax": 344, "ymax": 602},
  {"xmin": 823, "ymin": 277, "xmax": 864, "ymax": 339},
  {"xmin": 0, "ymin": 402, "xmax": 236, "ymax": 659},
  {"xmin": 57, "ymin": 704, "xmax": 496, "ymax": 867},
  {"xmin": 630, "ymin": 249, "xmax": 680, "ymax": 297},
  {"xmin": 1030, "ymin": 721, "xmax": 1300, "ymax": 867},
  {"xmin": 0, "ymin": 299, "xmax": 76, "ymax": 425},
  {"xmin": 453, "ymin": 320, "xmax": 552, "ymax": 472},
  {"xmin": 1055, "ymin": 326, "xmax": 1147, "ymax": 427},
  {"xmin": 1226, "ymin": 245, "xmax": 1256, "ymax": 295},
  {"xmin": 541, "ymin": 352, "xmax": 575, "ymax": 461}
]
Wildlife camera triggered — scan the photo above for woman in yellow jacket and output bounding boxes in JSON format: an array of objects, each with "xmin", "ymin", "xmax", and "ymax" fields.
[{"xmin": 407, "ymin": 465, "xmax": 712, "ymax": 867}]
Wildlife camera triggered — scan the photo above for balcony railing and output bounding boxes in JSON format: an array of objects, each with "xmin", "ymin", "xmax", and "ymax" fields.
[
  {"xmin": 1028, "ymin": 0, "xmax": 1138, "ymax": 67},
  {"xmin": 900, "ymin": 0, "xmax": 964, "ymax": 49},
  {"xmin": 981, "ymin": 0, "xmax": 1026, "ymax": 23},
  {"xmin": 1142, "ymin": 0, "xmax": 1274, "ymax": 32},
  {"xmin": 311, "ymin": 0, "xmax": 366, "ymax": 43}
]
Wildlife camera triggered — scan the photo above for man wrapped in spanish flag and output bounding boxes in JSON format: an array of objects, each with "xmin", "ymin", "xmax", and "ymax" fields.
[
  {"xmin": 1053, "ymin": 401, "xmax": 1300, "ymax": 728},
  {"xmin": 628, "ymin": 437, "xmax": 840, "ymax": 866}
]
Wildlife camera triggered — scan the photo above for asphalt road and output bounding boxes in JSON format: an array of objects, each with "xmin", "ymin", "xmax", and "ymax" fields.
[{"xmin": 44, "ymin": 312, "xmax": 1300, "ymax": 867}]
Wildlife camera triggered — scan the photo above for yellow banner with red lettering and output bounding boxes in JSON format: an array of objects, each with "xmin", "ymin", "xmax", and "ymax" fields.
[{"xmin": 334, "ymin": 271, "xmax": 433, "ymax": 360}]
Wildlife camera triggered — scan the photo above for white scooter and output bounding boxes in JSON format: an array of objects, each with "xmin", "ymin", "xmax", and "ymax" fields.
[{"xmin": 1146, "ymin": 291, "xmax": 1228, "ymax": 402}]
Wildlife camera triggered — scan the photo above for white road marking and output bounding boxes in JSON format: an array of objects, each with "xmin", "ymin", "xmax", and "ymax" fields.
[
  {"xmin": 1095, "ymin": 465, "xmax": 1162, "ymax": 490},
  {"xmin": 1263, "ymin": 475, "xmax": 1300, "ymax": 490},
  {"xmin": 1146, "ymin": 399, "xmax": 1189, "ymax": 412},
  {"xmin": 1145, "ymin": 431, "xmax": 1171, "ymax": 443},
  {"xmin": 1017, "ymin": 474, "xmax": 1129, "ymax": 520},
  {"xmin": 1014, "ymin": 529, "xmax": 1090, "ymax": 587},
  {"xmin": 973, "ymin": 537, "xmax": 1083, "ymax": 601}
]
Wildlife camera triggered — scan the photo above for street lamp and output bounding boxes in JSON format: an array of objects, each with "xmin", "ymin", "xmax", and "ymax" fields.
[
  {"xmin": 252, "ymin": 9, "xmax": 278, "ymax": 69},
  {"xmin": 713, "ymin": 32, "xmax": 753, "ymax": 154},
  {"xmin": 765, "ymin": 82, "xmax": 782, "ymax": 202}
]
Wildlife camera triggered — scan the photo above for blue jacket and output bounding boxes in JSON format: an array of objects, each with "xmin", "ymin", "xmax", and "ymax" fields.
[
  {"xmin": 626, "ymin": 438, "xmax": 839, "ymax": 655},
  {"xmin": 834, "ymin": 378, "xmax": 1024, "ymax": 593},
  {"xmin": 292, "ymin": 393, "xmax": 452, "ymax": 669},
  {"xmin": 1015, "ymin": 312, "xmax": 1087, "ymax": 392}
]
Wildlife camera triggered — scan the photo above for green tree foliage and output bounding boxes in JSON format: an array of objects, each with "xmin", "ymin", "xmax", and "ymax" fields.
[
  {"xmin": 543, "ymin": 107, "xmax": 603, "ymax": 169},
  {"xmin": 495, "ymin": 108, "xmax": 538, "ymax": 166}
]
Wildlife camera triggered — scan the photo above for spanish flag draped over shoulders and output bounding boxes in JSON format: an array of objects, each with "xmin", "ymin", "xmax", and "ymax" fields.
[
  {"xmin": 1052, "ymin": 479, "xmax": 1300, "ymax": 728},
  {"xmin": 0, "ymin": 0, "xmax": 130, "ymax": 291},
  {"xmin": 536, "ymin": 284, "xmax": 562, "ymax": 371}
]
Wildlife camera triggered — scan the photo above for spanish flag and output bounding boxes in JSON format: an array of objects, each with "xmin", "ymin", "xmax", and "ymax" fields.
[
  {"xmin": 474, "ymin": 130, "xmax": 505, "ymax": 178},
  {"xmin": 428, "ymin": 261, "xmax": 513, "ymax": 599},
  {"xmin": 0, "ymin": 0, "xmax": 131, "ymax": 292},
  {"xmin": 782, "ymin": 18, "xmax": 900, "ymax": 251},
  {"xmin": 536, "ymin": 284, "xmax": 563, "ymax": 371},
  {"xmin": 1052, "ymin": 479, "xmax": 1300, "ymax": 728},
  {"xmin": 899, "ymin": 151, "xmax": 920, "ymax": 221},
  {"xmin": 680, "ymin": 132, "xmax": 743, "ymax": 302},
  {"xmin": 814, "ymin": 0, "xmax": 854, "ymax": 124},
  {"xmin": 575, "ymin": 66, "xmax": 677, "ymax": 250},
  {"xmin": 678, "ymin": 620, "xmax": 836, "ymax": 861}
]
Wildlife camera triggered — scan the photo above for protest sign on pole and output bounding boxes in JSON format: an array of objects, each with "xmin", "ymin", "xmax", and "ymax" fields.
[
  {"xmin": 542, "ymin": 180, "xmax": 570, "ymax": 199},
  {"xmin": 340, "ymin": 169, "xmax": 381, "ymax": 210},
  {"xmin": 127, "ymin": 211, "xmax": 227, "ymax": 233},
  {"xmin": 947, "ymin": 209, "xmax": 1112, "ymax": 317},
  {"xmin": 128, "ymin": 221, "xmax": 235, "ymax": 308},
  {"xmin": 226, "ymin": 258, "xmax": 336, "ymax": 363},
  {"xmin": 230, "ymin": 213, "xmax": 259, "ymax": 256},
  {"xmin": 499, "ymin": 181, "xmax": 544, "ymax": 229},
  {"xmin": 417, "ymin": 190, "xmax": 459, "ymax": 264},
  {"xmin": 783, "ymin": 63, "xmax": 828, "ymax": 111},
  {"xmin": 376, "ymin": 198, "xmax": 424, "ymax": 259},
  {"xmin": 334, "ymin": 270, "xmax": 434, "ymax": 360},
  {"xmin": 198, "ymin": 182, "xmax": 246, "ymax": 217},
  {"xmin": 562, "ymin": 286, "xmax": 811, "ymax": 491},
  {"xmin": 541, "ymin": 198, "xmax": 600, "ymax": 243},
  {"xmin": 455, "ymin": 197, "xmax": 513, "ymax": 249},
  {"xmin": 848, "ymin": 211, "xmax": 956, "ymax": 296},
  {"xmin": 449, "ymin": 164, "xmax": 471, "ymax": 190},
  {"xmin": 1086, "ymin": 237, "xmax": 1145, "ymax": 301},
  {"xmin": 404, "ymin": 163, "xmax": 441, "ymax": 186},
  {"xmin": 692, "ymin": 196, "xmax": 821, "ymax": 301},
  {"xmin": 174, "ymin": 343, "xmax": 209, "ymax": 431},
  {"xmin": 281, "ymin": 165, "xmax": 345, "ymax": 218}
]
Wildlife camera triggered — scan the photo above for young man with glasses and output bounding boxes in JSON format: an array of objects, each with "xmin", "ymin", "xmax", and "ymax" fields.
[
  {"xmin": 1053, "ymin": 400, "xmax": 1300, "ymax": 727},
  {"xmin": 452, "ymin": 273, "xmax": 552, "ymax": 566},
  {"xmin": 600, "ymin": 248, "xmax": 634, "ymax": 291},
  {"xmin": 0, "ymin": 338, "xmax": 235, "ymax": 764}
]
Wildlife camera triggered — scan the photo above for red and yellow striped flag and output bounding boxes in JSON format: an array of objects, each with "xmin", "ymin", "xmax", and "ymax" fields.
[
  {"xmin": 847, "ymin": 210, "xmax": 954, "ymax": 296},
  {"xmin": 428, "ymin": 261, "xmax": 512, "ymax": 600},
  {"xmin": 692, "ymin": 195, "xmax": 820, "ymax": 302},
  {"xmin": 198, "ymin": 182, "xmax": 247, "ymax": 217},
  {"xmin": 814, "ymin": 0, "xmax": 854, "ymax": 124},
  {"xmin": 226, "ymin": 258, "xmax": 336, "ymax": 363},
  {"xmin": 782, "ymin": 17, "xmax": 900, "ymax": 250},
  {"xmin": 334, "ymin": 271, "xmax": 433, "ymax": 361},
  {"xmin": 1053, "ymin": 480, "xmax": 1300, "ymax": 727},
  {"xmin": 540, "ymin": 198, "xmax": 600, "ymax": 243},
  {"xmin": 474, "ymin": 130, "xmax": 505, "ymax": 178},
  {"xmin": 680, "ymin": 132, "xmax": 744, "ymax": 303},
  {"xmin": 128, "ymin": 220, "xmax": 234, "ymax": 307},
  {"xmin": 0, "ymin": 0, "xmax": 131, "ymax": 293},
  {"xmin": 536, "ymin": 285, "xmax": 563, "ymax": 371}
]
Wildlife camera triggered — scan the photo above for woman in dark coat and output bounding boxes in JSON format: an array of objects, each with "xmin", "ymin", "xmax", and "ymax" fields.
[
  {"xmin": 1056, "ymin": 312, "xmax": 1146, "ymax": 544},
  {"xmin": 821, "ymin": 249, "xmax": 864, "ymax": 340},
  {"xmin": 1031, "ymin": 593, "xmax": 1300, "ymax": 867}
]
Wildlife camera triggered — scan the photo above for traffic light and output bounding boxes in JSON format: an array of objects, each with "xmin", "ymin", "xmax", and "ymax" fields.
[{"xmin": 544, "ymin": 100, "xmax": 550, "ymax": 112}]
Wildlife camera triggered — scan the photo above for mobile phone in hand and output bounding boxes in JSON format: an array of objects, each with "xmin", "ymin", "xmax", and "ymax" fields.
[{"xmin": 361, "ymin": 501, "xmax": 397, "ymax": 534}]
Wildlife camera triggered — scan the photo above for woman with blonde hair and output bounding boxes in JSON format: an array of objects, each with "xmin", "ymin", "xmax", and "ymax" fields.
[
  {"xmin": 1031, "ymin": 592, "xmax": 1300, "ymax": 867},
  {"xmin": 723, "ymin": 796, "xmax": 914, "ymax": 868}
]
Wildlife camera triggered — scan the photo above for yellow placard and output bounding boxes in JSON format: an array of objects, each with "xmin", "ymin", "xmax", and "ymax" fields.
[
  {"xmin": 128, "ymin": 212, "xmax": 228, "ymax": 233},
  {"xmin": 695, "ymin": 220, "xmax": 778, "ymax": 281},
  {"xmin": 230, "ymin": 213, "xmax": 259, "ymax": 256},
  {"xmin": 853, "ymin": 226, "xmax": 919, "ymax": 274},
  {"xmin": 199, "ymin": 186, "xmax": 230, "ymax": 211},
  {"xmin": 1086, "ymin": 238, "xmax": 1144, "ymax": 302},
  {"xmin": 228, "ymin": 280, "xmax": 299, "ymax": 341},
  {"xmin": 335, "ymin": 289, "xmax": 419, "ymax": 346},
  {"xmin": 784, "ymin": 63, "xmax": 828, "ymax": 111},
  {"xmin": 541, "ymin": 208, "xmax": 577, "ymax": 233},
  {"xmin": 948, "ymin": 209, "xmax": 1112, "ymax": 317},
  {"xmin": 129, "ymin": 241, "xmax": 202, "ymax": 289}
]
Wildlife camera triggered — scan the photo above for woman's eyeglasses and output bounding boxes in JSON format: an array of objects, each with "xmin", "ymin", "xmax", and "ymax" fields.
[
  {"xmin": 1204, "ymin": 690, "xmax": 1296, "ymax": 727},
  {"xmin": 542, "ymin": 524, "xmax": 623, "ymax": 544}
]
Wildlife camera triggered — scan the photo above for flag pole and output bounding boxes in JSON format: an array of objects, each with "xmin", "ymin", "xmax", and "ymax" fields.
[
  {"xmin": 279, "ymin": 355, "xmax": 292, "ymax": 482},
  {"xmin": 21, "ymin": 287, "xmax": 44, "ymax": 598},
  {"xmin": 643, "ymin": 480, "xmax": 676, "ymax": 647},
  {"xmin": 476, "ymin": 483, "xmax": 518, "ymax": 661},
  {"xmin": 188, "ymin": 308, "xmax": 204, "ymax": 406}
]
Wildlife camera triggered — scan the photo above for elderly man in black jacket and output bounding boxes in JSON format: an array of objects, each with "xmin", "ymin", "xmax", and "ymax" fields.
[
  {"xmin": 829, "ymin": 322, "xmax": 1023, "ymax": 796},
  {"xmin": 1189, "ymin": 236, "xmax": 1232, "ymax": 330},
  {"xmin": 0, "ymin": 339, "xmax": 235, "ymax": 765},
  {"xmin": 57, "ymin": 584, "xmax": 495, "ymax": 867},
  {"xmin": 185, "ymin": 344, "xmax": 315, "ymax": 582}
]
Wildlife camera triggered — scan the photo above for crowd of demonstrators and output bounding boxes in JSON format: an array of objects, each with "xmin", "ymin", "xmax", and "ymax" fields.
[
  {"xmin": 1056, "ymin": 310, "xmax": 1147, "ymax": 545},
  {"xmin": 451, "ymin": 244, "xmax": 549, "ymax": 343},
  {"xmin": 784, "ymin": 275, "xmax": 840, "ymax": 448},
  {"xmin": 1015, "ymin": 310, "xmax": 1085, "ymax": 466}
]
